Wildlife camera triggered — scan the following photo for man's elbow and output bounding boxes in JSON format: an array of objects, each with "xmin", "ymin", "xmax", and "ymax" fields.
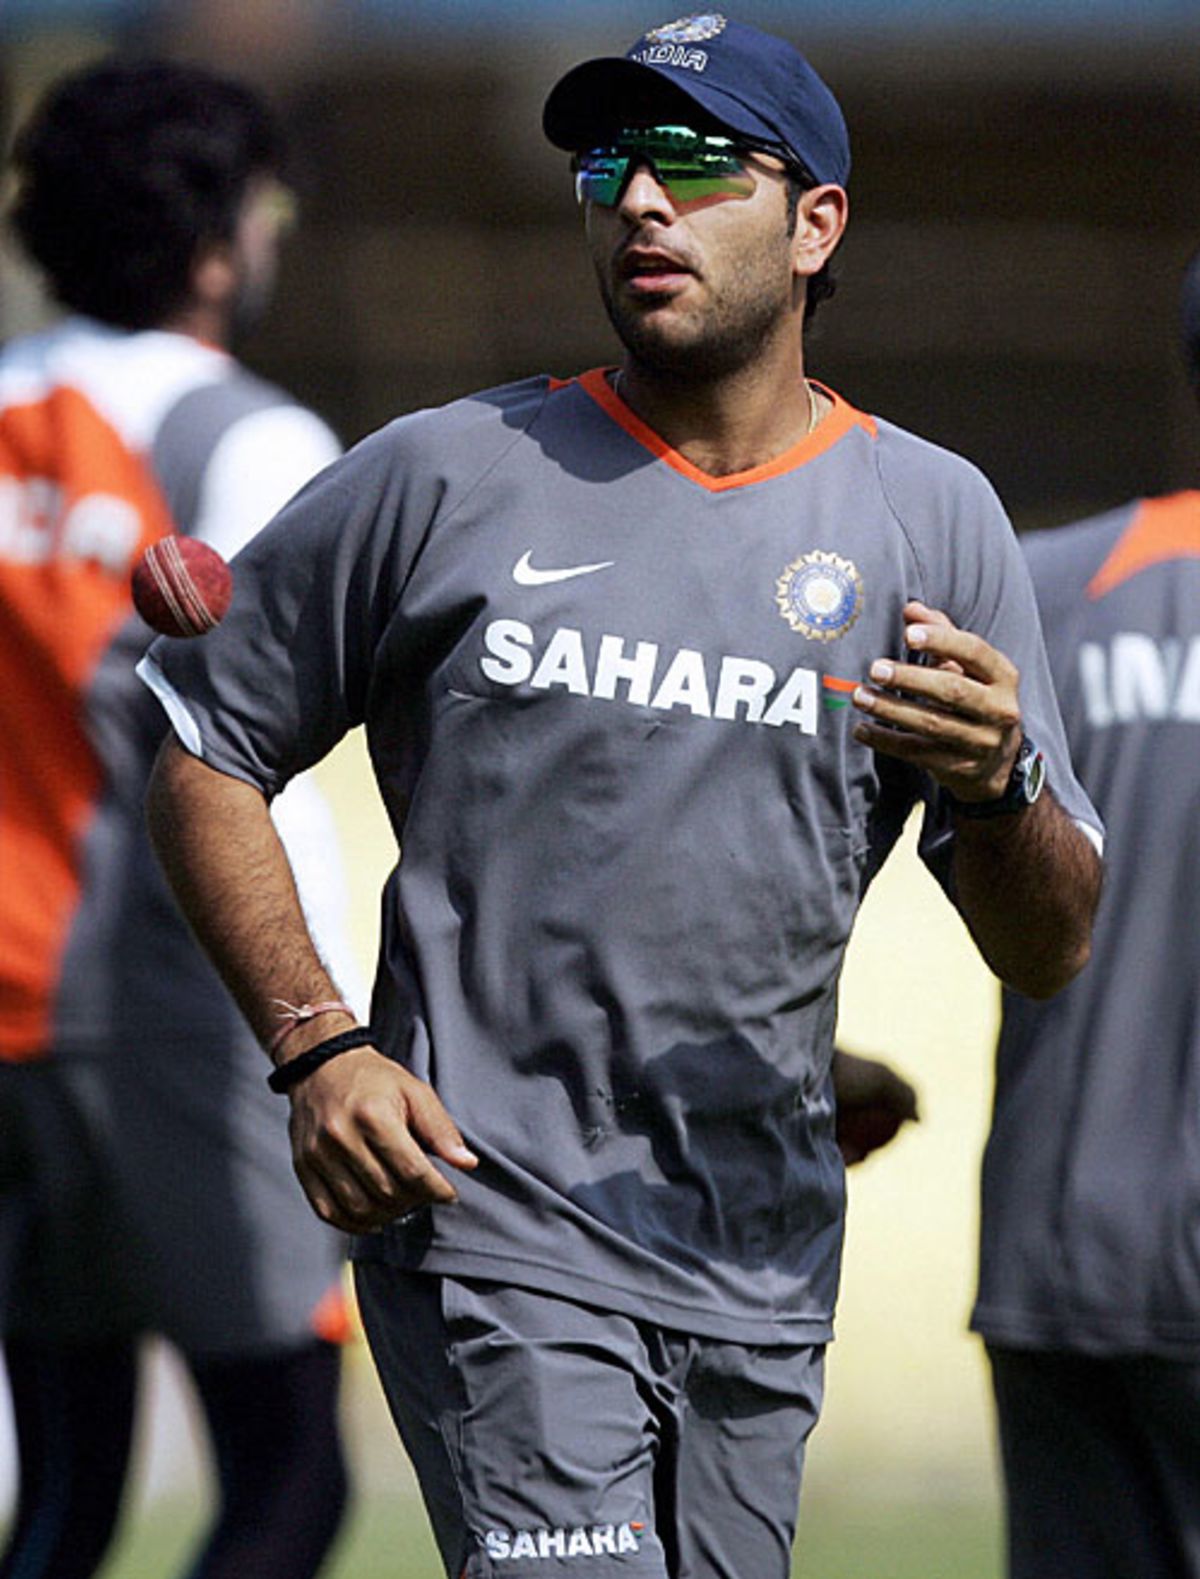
[
  {"xmin": 1006, "ymin": 847, "xmax": 1102, "ymax": 1000},
  {"xmin": 1008, "ymin": 928, "xmax": 1093, "ymax": 1001}
]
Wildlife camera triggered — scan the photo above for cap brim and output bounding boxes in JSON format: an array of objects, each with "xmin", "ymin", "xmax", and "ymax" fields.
[{"xmin": 542, "ymin": 56, "xmax": 779, "ymax": 152}]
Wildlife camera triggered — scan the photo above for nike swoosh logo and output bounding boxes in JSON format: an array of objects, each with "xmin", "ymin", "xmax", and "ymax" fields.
[{"xmin": 513, "ymin": 550, "xmax": 615, "ymax": 586}]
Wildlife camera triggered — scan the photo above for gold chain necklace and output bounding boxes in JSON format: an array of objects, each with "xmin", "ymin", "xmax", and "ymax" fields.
[
  {"xmin": 804, "ymin": 377, "xmax": 820, "ymax": 436},
  {"xmin": 611, "ymin": 370, "xmax": 821, "ymax": 436}
]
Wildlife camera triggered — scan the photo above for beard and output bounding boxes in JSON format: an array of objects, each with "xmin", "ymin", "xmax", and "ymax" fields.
[{"xmin": 595, "ymin": 250, "xmax": 795, "ymax": 385}]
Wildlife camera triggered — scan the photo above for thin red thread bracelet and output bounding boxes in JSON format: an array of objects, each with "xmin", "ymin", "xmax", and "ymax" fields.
[{"xmin": 269, "ymin": 998, "xmax": 355, "ymax": 1056}]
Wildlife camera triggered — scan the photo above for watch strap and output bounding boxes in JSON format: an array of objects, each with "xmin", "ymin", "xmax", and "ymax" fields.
[{"xmin": 949, "ymin": 735, "xmax": 1045, "ymax": 820}]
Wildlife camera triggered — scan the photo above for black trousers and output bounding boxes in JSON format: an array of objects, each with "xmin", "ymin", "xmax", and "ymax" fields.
[{"xmin": 989, "ymin": 1345, "xmax": 1200, "ymax": 1579}]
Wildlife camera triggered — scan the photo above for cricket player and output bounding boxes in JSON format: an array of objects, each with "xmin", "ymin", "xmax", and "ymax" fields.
[
  {"xmin": 141, "ymin": 17, "xmax": 1102, "ymax": 1579},
  {"xmin": 0, "ymin": 59, "xmax": 355, "ymax": 1578},
  {"xmin": 972, "ymin": 248, "xmax": 1200, "ymax": 1579}
]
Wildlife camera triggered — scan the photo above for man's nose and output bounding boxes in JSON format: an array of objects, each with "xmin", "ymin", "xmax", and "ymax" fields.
[{"xmin": 616, "ymin": 158, "xmax": 676, "ymax": 222}]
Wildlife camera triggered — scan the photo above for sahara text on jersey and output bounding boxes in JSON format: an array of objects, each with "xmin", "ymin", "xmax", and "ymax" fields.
[{"xmin": 479, "ymin": 617, "xmax": 839, "ymax": 733}]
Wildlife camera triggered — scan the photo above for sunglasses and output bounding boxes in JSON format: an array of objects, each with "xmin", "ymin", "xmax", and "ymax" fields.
[{"xmin": 572, "ymin": 124, "xmax": 794, "ymax": 208}]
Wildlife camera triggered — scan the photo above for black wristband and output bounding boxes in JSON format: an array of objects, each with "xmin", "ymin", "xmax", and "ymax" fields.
[{"xmin": 267, "ymin": 1027, "xmax": 376, "ymax": 1094}]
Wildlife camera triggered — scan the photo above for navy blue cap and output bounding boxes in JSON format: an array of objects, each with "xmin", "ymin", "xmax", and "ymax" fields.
[{"xmin": 542, "ymin": 13, "xmax": 850, "ymax": 187}]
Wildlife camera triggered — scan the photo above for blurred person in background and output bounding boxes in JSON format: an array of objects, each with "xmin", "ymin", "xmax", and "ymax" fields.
[
  {"xmin": 140, "ymin": 17, "xmax": 1100, "ymax": 1579},
  {"xmin": 971, "ymin": 249, "xmax": 1200, "ymax": 1579},
  {"xmin": 0, "ymin": 58, "xmax": 359, "ymax": 1579}
]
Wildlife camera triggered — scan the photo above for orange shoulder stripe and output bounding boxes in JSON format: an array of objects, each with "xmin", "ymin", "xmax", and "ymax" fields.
[{"xmin": 1086, "ymin": 491, "xmax": 1200, "ymax": 600}]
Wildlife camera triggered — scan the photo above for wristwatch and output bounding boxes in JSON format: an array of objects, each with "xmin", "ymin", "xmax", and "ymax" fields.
[{"xmin": 950, "ymin": 734, "xmax": 1046, "ymax": 819}]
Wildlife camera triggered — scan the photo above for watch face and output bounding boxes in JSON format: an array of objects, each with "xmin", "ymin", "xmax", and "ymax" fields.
[{"xmin": 1019, "ymin": 745, "xmax": 1046, "ymax": 806}]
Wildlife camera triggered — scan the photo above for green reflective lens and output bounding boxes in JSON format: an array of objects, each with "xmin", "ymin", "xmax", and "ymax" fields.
[{"xmin": 572, "ymin": 125, "xmax": 757, "ymax": 207}]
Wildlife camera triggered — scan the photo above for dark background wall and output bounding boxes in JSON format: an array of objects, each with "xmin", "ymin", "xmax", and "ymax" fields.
[
  {"xmin": 5, "ymin": 17, "xmax": 1200, "ymax": 529},
  {"xmin": 250, "ymin": 39, "xmax": 1200, "ymax": 529}
]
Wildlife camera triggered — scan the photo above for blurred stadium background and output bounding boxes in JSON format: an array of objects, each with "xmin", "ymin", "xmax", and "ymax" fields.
[{"xmin": 3, "ymin": 2, "xmax": 1199, "ymax": 1574}]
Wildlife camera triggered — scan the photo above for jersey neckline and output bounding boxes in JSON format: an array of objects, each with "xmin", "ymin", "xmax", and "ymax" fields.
[{"xmin": 574, "ymin": 366, "xmax": 874, "ymax": 493}]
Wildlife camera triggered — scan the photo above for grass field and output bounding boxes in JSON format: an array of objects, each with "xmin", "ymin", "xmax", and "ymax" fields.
[{"xmin": 96, "ymin": 1492, "xmax": 1002, "ymax": 1579}]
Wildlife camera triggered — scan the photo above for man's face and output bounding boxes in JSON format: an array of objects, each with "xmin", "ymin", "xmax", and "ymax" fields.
[{"xmin": 581, "ymin": 124, "xmax": 800, "ymax": 381}]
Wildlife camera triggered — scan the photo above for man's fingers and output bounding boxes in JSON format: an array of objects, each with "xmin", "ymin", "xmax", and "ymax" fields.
[
  {"xmin": 296, "ymin": 1154, "xmax": 394, "ymax": 1231},
  {"xmin": 403, "ymin": 1081, "xmax": 480, "ymax": 1173},
  {"xmin": 903, "ymin": 599, "xmax": 952, "ymax": 629},
  {"xmin": 327, "ymin": 1102, "xmax": 461, "ymax": 1197},
  {"xmin": 852, "ymin": 683, "xmax": 1005, "ymax": 753},
  {"xmin": 860, "ymin": 602, "xmax": 1024, "ymax": 799},
  {"xmin": 296, "ymin": 1134, "xmax": 458, "ymax": 1232},
  {"xmin": 905, "ymin": 618, "xmax": 1018, "ymax": 689},
  {"xmin": 287, "ymin": 1055, "xmax": 477, "ymax": 1231},
  {"xmin": 852, "ymin": 714, "xmax": 996, "ymax": 777},
  {"xmin": 861, "ymin": 658, "xmax": 1000, "ymax": 721}
]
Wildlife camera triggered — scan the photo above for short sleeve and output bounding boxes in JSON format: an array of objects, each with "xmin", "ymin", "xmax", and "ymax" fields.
[
  {"xmin": 873, "ymin": 429, "xmax": 1104, "ymax": 891},
  {"xmin": 142, "ymin": 420, "xmax": 420, "ymax": 795}
]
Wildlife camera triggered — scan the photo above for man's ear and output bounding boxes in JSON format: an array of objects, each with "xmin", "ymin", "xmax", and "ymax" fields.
[
  {"xmin": 190, "ymin": 241, "xmax": 238, "ymax": 313},
  {"xmin": 792, "ymin": 184, "xmax": 848, "ymax": 280}
]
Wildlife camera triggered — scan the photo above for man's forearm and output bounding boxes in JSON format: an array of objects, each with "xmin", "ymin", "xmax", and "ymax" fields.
[
  {"xmin": 952, "ymin": 789, "xmax": 1101, "ymax": 999},
  {"xmin": 145, "ymin": 735, "xmax": 353, "ymax": 1053},
  {"xmin": 146, "ymin": 734, "xmax": 477, "ymax": 1231}
]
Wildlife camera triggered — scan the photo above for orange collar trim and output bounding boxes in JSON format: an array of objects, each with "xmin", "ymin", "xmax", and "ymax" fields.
[{"xmin": 575, "ymin": 366, "xmax": 875, "ymax": 492}]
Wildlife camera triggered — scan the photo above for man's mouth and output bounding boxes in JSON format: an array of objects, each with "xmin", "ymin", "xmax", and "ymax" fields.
[{"xmin": 617, "ymin": 247, "xmax": 694, "ymax": 294}]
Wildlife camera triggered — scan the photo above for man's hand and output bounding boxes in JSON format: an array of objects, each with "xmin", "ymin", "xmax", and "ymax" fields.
[
  {"xmin": 832, "ymin": 1047, "xmax": 919, "ymax": 1166},
  {"xmin": 146, "ymin": 739, "xmax": 481, "ymax": 1231},
  {"xmin": 287, "ymin": 1046, "xmax": 478, "ymax": 1233},
  {"xmin": 851, "ymin": 600, "xmax": 1022, "ymax": 804},
  {"xmin": 848, "ymin": 600, "xmax": 1100, "ymax": 998}
]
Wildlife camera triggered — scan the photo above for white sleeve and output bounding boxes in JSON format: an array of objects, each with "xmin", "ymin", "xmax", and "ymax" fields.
[
  {"xmin": 190, "ymin": 400, "xmax": 366, "ymax": 1009},
  {"xmin": 192, "ymin": 403, "xmax": 341, "ymax": 560}
]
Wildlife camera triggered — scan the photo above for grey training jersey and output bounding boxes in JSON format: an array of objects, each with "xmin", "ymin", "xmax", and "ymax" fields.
[
  {"xmin": 974, "ymin": 494, "xmax": 1200, "ymax": 1357},
  {"xmin": 150, "ymin": 371, "xmax": 1097, "ymax": 1345}
]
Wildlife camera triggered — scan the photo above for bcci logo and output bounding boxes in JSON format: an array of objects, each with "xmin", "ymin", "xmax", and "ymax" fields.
[
  {"xmin": 644, "ymin": 14, "xmax": 728, "ymax": 44},
  {"xmin": 776, "ymin": 551, "xmax": 864, "ymax": 641}
]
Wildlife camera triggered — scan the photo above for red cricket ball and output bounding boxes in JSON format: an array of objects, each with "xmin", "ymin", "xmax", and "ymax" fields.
[{"xmin": 131, "ymin": 535, "xmax": 233, "ymax": 638}]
